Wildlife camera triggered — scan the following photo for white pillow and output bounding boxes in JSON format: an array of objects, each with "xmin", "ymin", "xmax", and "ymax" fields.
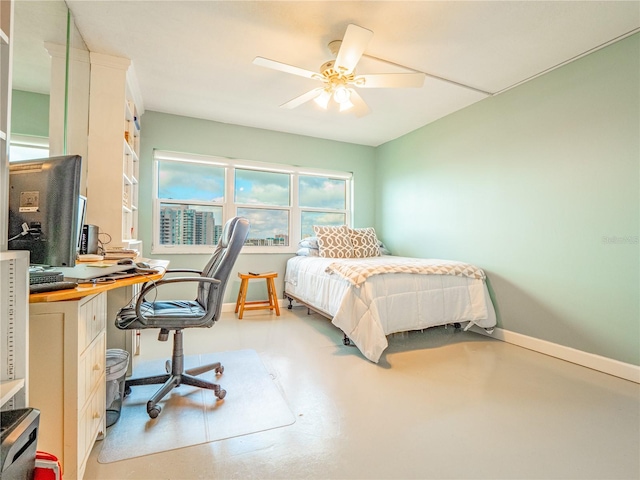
[
  {"xmin": 312, "ymin": 225, "xmax": 354, "ymax": 258},
  {"xmin": 299, "ymin": 237, "xmax": 319, "ymax": 249},
  {"xmin": 296, "ymin": 247, "xmax": 319, "ymax": 257}
]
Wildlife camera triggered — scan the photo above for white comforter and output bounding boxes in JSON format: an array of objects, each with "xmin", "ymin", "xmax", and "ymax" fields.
[{"xmin": 284, "ymin": 256, "xmax": 497, "ymax": 363}]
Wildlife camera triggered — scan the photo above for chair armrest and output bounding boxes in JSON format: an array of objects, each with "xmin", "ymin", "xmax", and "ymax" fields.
[
  {"xmin": 135, "ymin": 276, "xmax": 222, "ymax": 321},
  {"xmin": 163, "ymin": 268, "xmax": 203, "ymax": 275}
]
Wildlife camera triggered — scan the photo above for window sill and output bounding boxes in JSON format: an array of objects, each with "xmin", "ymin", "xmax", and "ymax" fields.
[{"xmin": 151, "ymin": 245, "xmax": 298, "ymax": 255}]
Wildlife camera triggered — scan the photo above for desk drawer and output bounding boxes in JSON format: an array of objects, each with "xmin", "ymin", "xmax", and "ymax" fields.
[
  {"xmin": 79, "ymin": 293, "xmax": 107, "ymax": 353},
  {"xmin": 78, "ymin": 374, "xmax": 105, "ymax": 479},
  {"xmin": 78, "ymin": 332, "xmax": 106, "ymax": 409}
]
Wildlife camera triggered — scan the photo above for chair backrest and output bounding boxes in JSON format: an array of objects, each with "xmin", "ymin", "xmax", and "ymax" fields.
[{"xmin": 196, "ymin": 216, "xmax": 250, "ymax": 318}]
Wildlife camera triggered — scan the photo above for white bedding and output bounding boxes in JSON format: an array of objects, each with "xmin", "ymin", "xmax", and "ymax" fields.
[{"xmin": 284, "ymin": 255, "xmax": 497, "ymax": 363}]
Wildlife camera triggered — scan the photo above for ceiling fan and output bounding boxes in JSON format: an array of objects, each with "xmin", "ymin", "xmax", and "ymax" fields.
[{"xmin": 253, "ymin": 24, "xmax": 426, "ymax": 117}]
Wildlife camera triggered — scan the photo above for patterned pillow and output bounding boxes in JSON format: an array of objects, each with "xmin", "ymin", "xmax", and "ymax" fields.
[
  {"xmin": 349, "ymin": 227, "xmax": 381, "ymax": 258},
  {"xmin": 313, "ymin": 225, "xmax": 354, "ymax": 258}
]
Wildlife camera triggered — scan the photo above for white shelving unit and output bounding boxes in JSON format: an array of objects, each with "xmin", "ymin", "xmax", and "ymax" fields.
[
  {"xmin": 0, "ymin": 251, "xmax": 29, "ymax": 410},
  {"xmin": 86, "ymin": 52, "xmax": 143, "ymax": 252},
  {"xmin": 0, "ymin": 0, "xmax": 27, "ymax": 412},
  {"xmin": 122, "ymin": 94, "xmax": 140, "ymax": 245}
]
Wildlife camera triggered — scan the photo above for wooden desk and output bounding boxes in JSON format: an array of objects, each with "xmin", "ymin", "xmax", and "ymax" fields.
[
  {"xmin": 29, "ymin": 260, "xmax": 169, "ymax": 303},
  {"xmin": 27, "ymin": 259, "xmax": 168, "ymax": 479}
]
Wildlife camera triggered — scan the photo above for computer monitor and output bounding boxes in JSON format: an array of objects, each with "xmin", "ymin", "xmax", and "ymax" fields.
[
  {"xmin": 76, "ymin": 195, "xmax": 87, "ymax": 252},
  {"xmin": 7, "ymin": 155, "xmax": 83, "ymax": 267}
]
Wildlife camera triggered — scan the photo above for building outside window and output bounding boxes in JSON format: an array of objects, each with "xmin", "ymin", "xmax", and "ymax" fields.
[{"xmin": 152, "ymin": 150, "xmax": 352, "ymax": 254}]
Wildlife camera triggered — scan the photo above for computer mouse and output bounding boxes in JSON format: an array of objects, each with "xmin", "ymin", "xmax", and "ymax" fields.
[
  {"xmin": 117, "ymin": 258, "xmax": 134, "ymax": 265},
  {"xmin": 136, "ymin": 261, "xmax": 151, "ymax": 269}
]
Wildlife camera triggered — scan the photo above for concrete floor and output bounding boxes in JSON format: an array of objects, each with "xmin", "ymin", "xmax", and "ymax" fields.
[{"xmin": 85, "ymin": 306, "xmax": 640, "ymax": 480}]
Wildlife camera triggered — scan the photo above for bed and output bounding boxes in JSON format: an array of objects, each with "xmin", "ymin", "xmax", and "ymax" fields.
[{"xmin": 284, "ymin": 254, "xmax": 497, "ymax": 363}]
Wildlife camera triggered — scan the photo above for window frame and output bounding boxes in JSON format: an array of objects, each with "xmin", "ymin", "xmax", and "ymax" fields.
[{"xmin": 152, "ymin": 150, "xmax": 352, "ymax": 254}]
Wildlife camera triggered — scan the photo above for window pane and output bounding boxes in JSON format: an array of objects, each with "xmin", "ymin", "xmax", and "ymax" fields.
[
  {"xmin": 235, "ymin": 169, "xmax": 290, "ymax": 206},
  {"xmin": 159, "ymin": 203, "xmax": 223, "ymax": 245},
  {"xmin": 299, "ymin": 176, "xmax": 346, "ymax": 209},
  {"xmin": 301, "ymin": 211, "xmax": 346, "ymax": 239},
  {"xmin": 158, "ymin": 161, "xmax": 224, "ymax": 201},
  {"xmin": 9, "ymin": 145, "xmax": 49, "ymax": 162},
  {"xmin": 238, "ymin": 207, "xmax": 289, "ymax": 246}
]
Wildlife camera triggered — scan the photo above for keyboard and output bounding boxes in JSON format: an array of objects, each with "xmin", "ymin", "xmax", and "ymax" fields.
[
  {"xmin": 29, "ymin": 270, "xmax": 64, "ymax": 285},
  {"xmin": 29, "ymin": 281, "xmax": 78, "ymax": 294}
]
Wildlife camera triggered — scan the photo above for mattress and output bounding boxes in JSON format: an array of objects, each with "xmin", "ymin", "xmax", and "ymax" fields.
[{"xmin": 284, "ymin": 255, "xmax": 497, "ymax": 362}]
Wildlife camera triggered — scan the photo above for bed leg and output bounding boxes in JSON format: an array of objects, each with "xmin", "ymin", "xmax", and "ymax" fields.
[
  {"xmin": 343, "ymin": 334, "xmax": 352, "ymax": 346},
  {"xmin": 286, "ymin": 296, "xmax": 293, "ymax": 310}
]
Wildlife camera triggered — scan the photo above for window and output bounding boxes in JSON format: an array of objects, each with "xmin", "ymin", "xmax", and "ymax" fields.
[
  {"xmin": 299, "ymin": 175, "xmax": 347, "ymax": 238},
  {"xmin": 153, "ymin": 150, "xmax": 352, "ymax": 254},
  {"xmin": 9, "ymin": 135, "xmax": 49, "ymax": 162},
  {"xmin": 235, "ymin": 169, "xmax": 290, "ymax": 246}
]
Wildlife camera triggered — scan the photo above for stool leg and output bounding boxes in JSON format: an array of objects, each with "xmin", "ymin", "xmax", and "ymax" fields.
[
  {"xmin": 235, "ymin": 278, "xmax": 244, "ymax": 313},
  {"xmin": 237, "ymin": 278, "xmax": 248, "ymax": 319},
  {"xmin": 268, "ymin": 277, "xmax": 280, "ymax": 316}
]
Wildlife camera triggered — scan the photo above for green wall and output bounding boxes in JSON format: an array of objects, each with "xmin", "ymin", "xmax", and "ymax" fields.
[
  {"xmin": 139, "ymin": 111, "xmax": 376, "ymax": 302},
  {"xmin": 11, "ymin": 90, "xmax": 49, "ymax": 137},
  {"xmin": 375, "ymin": 34, "xmax": 639, "ymax": 365}
]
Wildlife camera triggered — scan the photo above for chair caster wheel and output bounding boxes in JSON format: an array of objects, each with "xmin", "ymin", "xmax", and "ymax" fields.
[
  {"xmin": 217, "ymin": 389, "xmax": 227, "ymax": 400},
  {"xmin": 343, "ymin": 336, "xmax": 351, "ymax": 346},
  {"xmin": 124, "ymin": 385, "xmax": 132, "ymax": 397},
  {"xmin": 215, "ymin": 365, "xmax": 224, "ymax": 375},
  {"xmin": 147, "ymin": 403, "xmax": 161, "ymax": 419}
]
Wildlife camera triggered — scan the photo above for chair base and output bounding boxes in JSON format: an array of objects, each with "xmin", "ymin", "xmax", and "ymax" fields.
[{"xmin": 124, "ymin": 330, "xmax": 226, "ymax": 419}]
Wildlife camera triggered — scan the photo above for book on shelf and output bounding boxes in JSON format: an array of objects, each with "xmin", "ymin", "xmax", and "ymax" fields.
[{"xmin": 103, "ymin": 248, "xmax": 139, "ymax": 260}]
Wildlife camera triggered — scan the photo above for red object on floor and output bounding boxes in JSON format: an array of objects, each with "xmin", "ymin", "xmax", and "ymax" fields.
[{"xmin": 33, "ymin": 451, "xmax": 62, "ymax": 480}]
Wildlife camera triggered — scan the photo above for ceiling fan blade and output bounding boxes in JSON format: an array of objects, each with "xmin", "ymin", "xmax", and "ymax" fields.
[
  {"xmin": 334, "ymin": 24, "xmax": 373, "ymax": 74},
  {"xmin": 348, "ymin": 89, "xmax": 371, "ymax": 117},
  {"xmin": 354, "ymin": 73, "xmax": 426, "ymax": 89},
  {"xmin": 253, "ymin": 56, "xmax": 319, "ymax": 80},
  {"xmin": 280, "ymin": 88, "xmax": 325, "ymax": 109}
]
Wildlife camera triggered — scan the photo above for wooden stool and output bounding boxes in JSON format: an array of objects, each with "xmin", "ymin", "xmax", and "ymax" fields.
[{"xmin": 235, "ymin": 272, "xmax": 281, "ymax": 319}]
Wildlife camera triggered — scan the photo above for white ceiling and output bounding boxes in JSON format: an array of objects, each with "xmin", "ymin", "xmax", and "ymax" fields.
[{"xmin": 14, "ymin": 1, "xmax": 640, "ymax": 146}]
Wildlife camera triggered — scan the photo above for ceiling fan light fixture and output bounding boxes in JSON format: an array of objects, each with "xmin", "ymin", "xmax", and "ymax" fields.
[
  {"xmin": 339, "ymin": 98, "xmax": 354, "ymax": 112},
  {"xmin": 333, "ymin": 85, "xmax": 351, "ymax": 104},
  {"xmin": 313, "ymin": 90, "xmax": 331, "ymax": 109}
]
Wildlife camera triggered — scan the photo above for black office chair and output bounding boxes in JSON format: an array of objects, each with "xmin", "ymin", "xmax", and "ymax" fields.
[{"xmin": 115, "ymin": 216, "xmax": 250, "ymax": 418}]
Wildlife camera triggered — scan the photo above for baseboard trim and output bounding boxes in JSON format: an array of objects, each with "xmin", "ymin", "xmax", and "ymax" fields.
[
  {"xmin": 473, "ymin": 327, "xmax": 640, "ymax": 384},
  {"xmin": 219, "ymin": 303, "xmax": 639, "ymax": 383}
]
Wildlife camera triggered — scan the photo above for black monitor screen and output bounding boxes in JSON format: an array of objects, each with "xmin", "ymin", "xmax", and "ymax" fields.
[{"xmin": 8, "ymin": 155, "xmax": 83, "ymax": 267}]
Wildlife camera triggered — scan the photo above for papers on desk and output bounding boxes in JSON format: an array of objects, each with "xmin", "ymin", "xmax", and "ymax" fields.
[{"xmin": 56, "ymin": 263, "xmax": 135, "ymax": 280}]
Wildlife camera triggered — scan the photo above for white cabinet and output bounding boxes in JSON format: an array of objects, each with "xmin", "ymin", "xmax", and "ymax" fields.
[
  {"xmin": 86, "ymin": 52, "xmax": 143, "ymax": 251},
  {"xmin": 29, "ymin": 292, "xmax": 107, "ymax": 480}
]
